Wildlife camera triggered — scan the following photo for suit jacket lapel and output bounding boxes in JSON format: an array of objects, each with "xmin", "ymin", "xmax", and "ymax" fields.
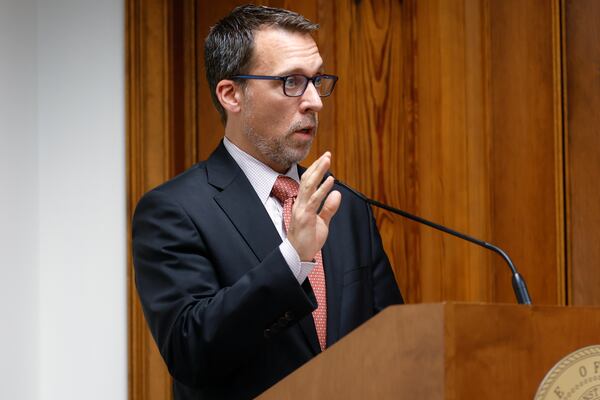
[
  {"xmin": 207, "ymin": 142, "xmax": 282, "ymax": 262},
  {"xmin": 207, "ymin": 142, "xmax": 321, "ymax": 354}
]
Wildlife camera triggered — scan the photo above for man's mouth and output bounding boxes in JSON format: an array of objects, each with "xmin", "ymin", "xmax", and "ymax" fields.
[{"xmin": 294, "ymin": 127, "xmax": 314, "ymax": 135}]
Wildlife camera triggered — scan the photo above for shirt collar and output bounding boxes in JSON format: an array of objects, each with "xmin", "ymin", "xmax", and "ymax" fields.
[{"xmin": 223, "ymin": 137, "xmax": 299, "ymax": 205}]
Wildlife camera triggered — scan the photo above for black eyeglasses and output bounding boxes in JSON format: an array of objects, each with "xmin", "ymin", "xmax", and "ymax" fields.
[{"xmin": 229, "ymin": 74, "xmax": 338, "ymax": 97}]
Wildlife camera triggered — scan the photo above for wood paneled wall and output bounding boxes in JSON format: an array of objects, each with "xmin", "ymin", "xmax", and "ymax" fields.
[
  {"xmin": 127, "ymin": 0, "xmax": 598, "ymax": 398},
  {"xmin": 127, "ymin": 0, "xmax": 173, "ymax": 398},
  {"xmin": 487, "ymin": 0, "xmax": 564, "ymax": 303},
  {"xmin": 564, "ymin": 0, "xmax": 600, "ymax": 305}
]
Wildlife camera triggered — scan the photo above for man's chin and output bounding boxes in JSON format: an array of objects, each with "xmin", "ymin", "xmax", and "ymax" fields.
[
  {"xmin": 277, "ymin": 147, "xmax": 311, "ymax": 169},
  {"xmin": 264, "ymin": 136, "xmax": 314, "ymax": 169},
  {"xmin": 290, "ymin": 142, "xmax": 313, "ymax": 161}
]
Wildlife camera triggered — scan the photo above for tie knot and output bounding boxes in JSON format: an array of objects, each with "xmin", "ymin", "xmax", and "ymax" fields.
[{"xmin": 271, "ymin": 175, "xmax": 299, "ymax": 203}]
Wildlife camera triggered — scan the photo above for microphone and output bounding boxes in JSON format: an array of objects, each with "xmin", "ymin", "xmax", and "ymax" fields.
[{"xmin": 334, "ymin": 178, "xmax": 532, "ymax": 305}]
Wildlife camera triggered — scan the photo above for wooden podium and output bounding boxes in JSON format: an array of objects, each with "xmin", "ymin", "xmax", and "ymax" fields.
[{"xmin": 259, "ymin": 302, "xmax": 600, "ymax": 399}]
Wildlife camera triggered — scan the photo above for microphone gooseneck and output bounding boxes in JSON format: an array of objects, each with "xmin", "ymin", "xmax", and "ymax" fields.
[{"xmin": 334, "ymin": 179, "xmax": 532, "ymax": 305}]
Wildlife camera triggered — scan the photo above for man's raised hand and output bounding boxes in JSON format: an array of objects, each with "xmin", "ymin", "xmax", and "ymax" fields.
[{"xmin": 287, "ymin": 152, "xmax": 342, "ymax": 261}]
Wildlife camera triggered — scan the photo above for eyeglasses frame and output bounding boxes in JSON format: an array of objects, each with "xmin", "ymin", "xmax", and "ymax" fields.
[{"xmin": 229, "ymin": 74, "xmax": 339, "ymax": 97}]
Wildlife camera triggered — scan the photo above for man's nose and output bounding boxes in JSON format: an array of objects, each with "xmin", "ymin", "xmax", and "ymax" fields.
[{"xmin": 300, "ymin": 82, "xmax": 323, "ymax": 113}]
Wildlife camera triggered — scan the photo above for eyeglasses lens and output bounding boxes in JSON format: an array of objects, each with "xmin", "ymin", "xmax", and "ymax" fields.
[{"xmin": 284, "ymin": 75, "xmax": 335, "ymax": 97}]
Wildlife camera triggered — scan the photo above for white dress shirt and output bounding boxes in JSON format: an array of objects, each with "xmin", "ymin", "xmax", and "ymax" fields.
[{"xmin": 223, "ymin": 137, "xmax": 315, "ymax": 284}]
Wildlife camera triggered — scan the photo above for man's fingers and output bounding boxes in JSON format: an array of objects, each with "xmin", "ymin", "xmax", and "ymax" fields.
[
  {"xmin": 297, "ymin": 152, "xmax": 331, "ymax": 203},
  {"xmin": 287, "ymin": 152, "xmax": 337, "ymax": 261},
  {"xmin": 305, "ymin": 175, "xmax": 334, "ymax": 212},
  {"xmin": 303, "ymin": 153, "xmax": 330, "ymax": 189},
  {"xmin": 319, "ymin": 190, "xmax": 342, "ymax": 225},
  {"xmin": 301, "ymin": 152, "xmax": 329, "ymax": 183}
]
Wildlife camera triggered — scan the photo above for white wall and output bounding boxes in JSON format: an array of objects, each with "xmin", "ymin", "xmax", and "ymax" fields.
[
  {"xmin": 37, "ymin": 0, "xmax": 126, "ymax": 398},
  {"xmin": 0, "ymin": 1, "xmax": 39, "ymax": 399},
  {"xmin": 0, "ymin": 0, "xmax": 126, "ymax": 399}
]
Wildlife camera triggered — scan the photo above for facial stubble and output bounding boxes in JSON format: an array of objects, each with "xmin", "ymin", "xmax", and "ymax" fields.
[{"xmin": 242, "ymin": 100, "xmax": 318, "ymax": 172}]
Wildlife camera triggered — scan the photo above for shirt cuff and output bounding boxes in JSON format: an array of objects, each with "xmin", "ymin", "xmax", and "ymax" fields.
[{"xmin": 279, "ymin": 239, "xmax": 316, "ymax": 284}]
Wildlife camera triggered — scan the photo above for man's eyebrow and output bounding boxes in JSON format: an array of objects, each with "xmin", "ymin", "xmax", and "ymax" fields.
[{"xmin": 277, "ymin": 66, "xmax": 325, "ymax": 76}]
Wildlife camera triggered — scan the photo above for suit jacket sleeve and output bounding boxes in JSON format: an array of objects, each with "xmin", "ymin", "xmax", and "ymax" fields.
[{"xmin": 132, "ymin": 188, "xmax": 316, "ymax": 387}]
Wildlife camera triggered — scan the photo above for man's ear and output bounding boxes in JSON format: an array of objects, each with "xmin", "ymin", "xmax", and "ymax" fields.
[{"xmin": 216, "ymin": 79, "xmax": 242, "ymax": 114}]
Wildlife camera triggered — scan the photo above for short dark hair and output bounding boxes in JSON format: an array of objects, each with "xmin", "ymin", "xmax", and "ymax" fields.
[{"xmin": 204, "ymin": 4, "xmax": 319, "ymax": 124}]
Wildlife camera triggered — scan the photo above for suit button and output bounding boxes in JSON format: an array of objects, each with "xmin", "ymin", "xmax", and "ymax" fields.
[
  {"xmin": 284, "ymin": 311, "xmax": 295, "ymax": 321},
  {"xmin": 263, "ymin": 328, "xmax": 272, "ymax": 339}
]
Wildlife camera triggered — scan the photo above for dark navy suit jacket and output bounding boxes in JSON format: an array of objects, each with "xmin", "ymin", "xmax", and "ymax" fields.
[{"xmin": 132, "ymin": 142, "xmax": 403, "ymax": 399}]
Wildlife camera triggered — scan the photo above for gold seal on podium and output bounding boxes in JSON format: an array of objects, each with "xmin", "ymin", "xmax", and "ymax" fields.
[{"xmin": 535, "ymin": 345, "xmax": 600, "ymax": 400}]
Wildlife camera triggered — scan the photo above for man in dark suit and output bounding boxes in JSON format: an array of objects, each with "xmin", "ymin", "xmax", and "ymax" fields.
[{"xmin": 132, "ymin": 4, "xmax": 403, "ymax": 399}]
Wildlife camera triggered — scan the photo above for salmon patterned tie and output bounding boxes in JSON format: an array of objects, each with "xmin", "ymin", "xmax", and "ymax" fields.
[{"xmin": 271, "ymin": 175, "xmax": 327, "ymax": 350}]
